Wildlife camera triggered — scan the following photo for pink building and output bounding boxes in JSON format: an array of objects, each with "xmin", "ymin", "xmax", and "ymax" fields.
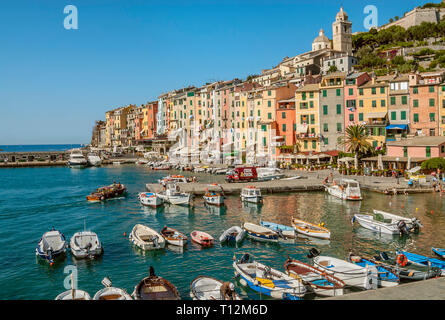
[{"xmin": 387, "ymin": 136, "xmax": 445, "ymax": 159}]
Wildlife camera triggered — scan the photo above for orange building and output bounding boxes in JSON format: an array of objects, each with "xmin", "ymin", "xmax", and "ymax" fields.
[{"xmin": 275, "ymin": 97, "xmax": 296, "ymax": 156}]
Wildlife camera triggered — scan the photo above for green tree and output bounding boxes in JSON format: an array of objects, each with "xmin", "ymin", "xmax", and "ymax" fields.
[
  {"xmin": 421, "ymin": 158, "xmax": 445, "ymax": 170},
  {"xmin": 338, "ymin": 125, "xmax": 372, "ymax": 159}
]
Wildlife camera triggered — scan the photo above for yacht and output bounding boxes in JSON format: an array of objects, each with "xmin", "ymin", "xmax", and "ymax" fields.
[
  {"xmin": 87, "ymin": 153, "xmax": 102, "ymax": 166},
  {"xmin": 68, "ymin": 149, "xmax": 88, "ymax": 168}
]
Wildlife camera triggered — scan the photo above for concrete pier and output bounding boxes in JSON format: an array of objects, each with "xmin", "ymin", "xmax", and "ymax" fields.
[{"xmin": 324, "ymin": 277, "xmax": 445, "ymax": 300}]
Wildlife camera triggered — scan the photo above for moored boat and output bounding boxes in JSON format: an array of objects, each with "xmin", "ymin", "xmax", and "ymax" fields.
[
  {"xmin": 86, "ymin": 183, "xmax": 126, "ymax": 202},
  {"xmin": 233, "ymin": 253, "xmax": 306, "ymax": 300},
  {"xmin": 432, "ymin": 247, "xmax": 445, "ymax": 259},
  {"xmin": 132, "ymin": 267, "xmax": 180, "ymax": 300},
  {"xmin": 240, "ymin": 186, "xmax": 262, "ymax": 203},
  {"xmin": 353, "ymin": 210, "xmax": 422, "ymax": 235},
  {"xmin": 87, "ymin": 153, "xmax": 102, "ymax": 166},
  {"xmin": 160, "ymin": 226, "xmax": 188, "ymax": 247},
  {"xmin": 219, "ymin": 226, "xmax": 245, "ymax": 244},
  {"xmin": 129, "ymin": 224, "xmax": 165, "ymax": 250},
  {"xmin": 291, "ymin": 217, "xmax": 330, "ymax": 240},
  {"xmin": 260, "ymin": 220, "xmax": 295, "ymax": 239},
  {"xmin": 242, "ymin": 222, "xmax": 279, "ymax": 243},
  {"xmin": 69, "ymin": 230, "xmax": 103, "ymax": 259},
  {"xmin": 36, "ymin": 228, "xmax": 67, "ymax": 265},
  {"xmin": 157, "ymin": 183, "xmax": 191, "ymax": 206},
  {"xmin": 203, "ymin": 184, "xmax": 225, "ymax": 206},
  {"xmin": 55, "ymin": 288, "xmax": 91, "ymax": 300},
  {"xmin": 347, "ymin": 254, "xmax": 399, "ymax": 287},
  {"xmin": 138, "ymin": 192, "xmax": 164, "ymax": 207},
  {"xmin": 93, "ymin": 277, "xmax": 132, "ymax": 300},
  {"xmin": 190, "ymin": 276, "xmax": 242, "ymax": 300},
  {"xmin": 68, "ymin": 148, "xmax": 88, "ymax": 168},
  {"xmin": 398, "ymin": 250, "xmax": 445, "ymax": 275},
  {"xmin": 191, "ymin": 230, "xmax": 214, "ymax": 247},
  {"xmin": 284, "ymin": 258, "xmax": 345, "ymax": 297},
  {"xmin": 325, "ymin": 179, "xmax": 362, "ymax": 201}
]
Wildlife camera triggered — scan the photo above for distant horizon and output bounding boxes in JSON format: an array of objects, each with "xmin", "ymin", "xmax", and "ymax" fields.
[{"xmin": 0, "ymin": 0, "xmax": 437, "ymax": 145}]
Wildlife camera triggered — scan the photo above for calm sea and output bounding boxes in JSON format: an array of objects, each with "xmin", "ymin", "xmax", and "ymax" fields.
[
  {"xmin": 0, "ymin": 165, "xmax": 444, "ymax": 300},
  {"xmin": 0, "ymin": 144, "xmax": 84, "ymax": 153}
]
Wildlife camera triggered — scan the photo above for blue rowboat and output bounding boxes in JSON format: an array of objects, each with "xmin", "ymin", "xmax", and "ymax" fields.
[
  {"xmin": 233, "ymin": 254, "xmax": 306, "ymax": 300},
  {"xmin": 349, "ymin": 256, "xmax": 399, "ymax": 287},
  {"xmin": 399, "ymin": 250, "xmax": 445, "ymax": 275},
  {"xmin": 242, "ymin": 222, "xmax": 279, "ymax": 243},
  {"xmin": 260, "ymin": 221, "xmax": 295, "ymax": 239},
  {"xmin": 432, "ymin": 247, "xmax": 445, "ymax": 259}
]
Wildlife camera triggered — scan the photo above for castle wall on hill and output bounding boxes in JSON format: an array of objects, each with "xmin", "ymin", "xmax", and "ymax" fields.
[{"xmin": 378, "ymin": 7, "xmax": 445, "ymax": 31}]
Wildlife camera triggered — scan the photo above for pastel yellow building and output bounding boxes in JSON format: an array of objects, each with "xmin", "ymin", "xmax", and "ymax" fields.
[{"xmin": 295, "ymin": 84, "xmax": 321, "ymax": 152}]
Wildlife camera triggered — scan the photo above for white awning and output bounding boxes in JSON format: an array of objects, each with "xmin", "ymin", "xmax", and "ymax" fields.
[{"xmin": 366, "ymin": 112, "xmax": 387, "ymax": 119}]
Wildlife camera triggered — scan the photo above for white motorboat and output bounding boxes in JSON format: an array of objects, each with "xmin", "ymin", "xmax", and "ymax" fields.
[
  {"xmin": 69, "ymin": 230, "xmax": 103, "ymax": 259},
  {"xmin": 157, "ymin": 183, "xmax": 191, "ymax": 206},
  {"xmin": 190, "ymin": 276, "xmax": 242, "ymax": 300},
  {"xmin": 203, "ymin": 184, "xmax": 225, "ymax": 206},
  {"xmin": 36, "ymin": 229, "xmax": 67, "ymax": 265},
  {"xmin": 68, "ymin": 149, "xmax": 87, "ymax": 168},
  {"xmin": 233, "ymin": 254, "xmax": 306, "ymax": 300},
  {"xmin": 159, "ymin": 175, "xmax": 189, "ymax": 185},
  {"xmin": 257, "ymin": 168, "xmax": 285, "ymax": 181},
  {"xmin": 93, "ymin": 277, "xmax": 133, "ymax": 300},
  {"xmin": 219, "ymin": 226, "xmax": 245, "ymax": 244},
  {"xmin": 129, "ymin": 224, "xmax": 165, "ymax": 250},
  {"xmin": 325, "ymin": 179, "xmax": 362, "ymax": 201},
  {"xmin": 138, "ymin": 192, "xmax": 164, "ymax": 207},
  {"xmin": 160, "ymin": 226, "xmax": 188, "ymax": 247},
  {"xmin": 240, "ymin": 186, "xmax": 262, "ymax": 203},
  {"xmin": 87, "ymin": 153, "xmax": 102, "ymax": 166},
  {"xmin": 353, "ymin": 210, "xmax": 423, "ymax": 235}
]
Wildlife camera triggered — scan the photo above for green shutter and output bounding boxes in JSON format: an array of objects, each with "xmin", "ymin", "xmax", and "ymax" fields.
[
  {"xmin": 401, "ymin": 96, "xmax": 407, "ymax": 105},
  {"xmin": 390, "ymin": 97, "xmax": 396, "ymax": 105},
  {"xmin": 359, "ymin": 113, "xmax": 363, "ymax": 121},
  {"xmin": 391, "ymin": 112, "xmax": 396, "ymax": 121},
  {"xmin": 401, "ymin": 111, "xmax": 406, "ymax": 120},
  {"xmin": 323, "ymin": 105, "xmax": 328, "ymax": 115},
  {"xmin": 336, "ymin": 104, "xmax": 341, "ymax": 114}
]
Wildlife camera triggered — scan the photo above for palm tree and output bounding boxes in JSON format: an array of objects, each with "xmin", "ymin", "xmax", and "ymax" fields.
[{"xmin": 338, "ymin": 124, "xmax": 372, "ymax": 168}]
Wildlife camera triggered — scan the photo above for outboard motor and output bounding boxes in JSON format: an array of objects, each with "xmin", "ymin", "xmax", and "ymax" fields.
[
  {"xmin": 276, "ymin": 229, "xmax": 285, "ymax": 239},
  {"xmin": 397, "ymin": 220, "xmax": 409, "ymax": 236},
  {"xmin": 307, "ymin": 248, "xmax": 320, "ymax": 259},
  {"xmin": 239, "ymin": 253, "xmax": 250, "ymax": 264},
  {"xmin": 379, "ymin": 251, "xmax": 389, "ymax": 261}
]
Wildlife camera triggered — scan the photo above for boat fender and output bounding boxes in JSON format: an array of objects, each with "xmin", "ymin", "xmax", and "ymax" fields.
[
  {"xmin": 396, "ymin": 254, "xmax": 408, "ymax": 267},
  {"xmin": 239, "ymin": 278, "xmax": 247, "ymax": 287},
  {"xmin": 270, "ymin": 291, "xmax": 284, "ymax": 299}
]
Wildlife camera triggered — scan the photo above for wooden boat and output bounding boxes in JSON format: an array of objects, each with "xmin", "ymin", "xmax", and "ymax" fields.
[
  {"xmin": 325, "ymin": 179, "xmax": 362, "ymax": 201},
  {"xmin": 260, "ymin": 220, "xmax": 295, "ymax": 239},
  {"xmin": 291, "ymin": 217, "xmax": 330, "ymax": 240},
  {"xmin": 219, "ymin": 226, "xmax": 245, "ymax": 244},
  {"xmin": 36, "ymin": 228, "xmax": 67, "ymax": 265},
  {"xmin": 138, "ymin": 192, "xmax": 164, "ymax": 208},
  {"xmin": 284, "ymin": 258, "xmax": 345, "ymax": 297},
  {"xmin": 86, "ymin": 183, "xmax": 126, "ymax": 202},
  {"xmin": 190, "ymin": 231, "xmax": 214, "ymax": 247},
  {"xmin": 360, "ymin": 252, "xmax": 442, "ymax": 281},
  {"xmin": 353, "ymin": 210, "xmax": 422, "ymax": 235},
  {"xmin": 348, "ymin": 255, "xmax": 399, "ymax": 287},
  {"xmin": 55, "ymin": 289, "xmax": 91, "ymax": 300},
  {"xmin": 399, "ymin": 250, "xmax": 445, "ymax": 275},
  {"xmin": 203, "ymin": 184, "xmax": 225, "ymax": 206},
  {"xmin": 132, "ymin": 267, "xmax": 180, "ymax": 300},
  {"xmin": 432, "ymin": 247, "xmax": 445, "ymax": 259},
  {"xmin": 129, "ymin": 224, "xmax": 165, "ymax": 250},
  {"xmin": 93, "ymin": 277, "xmax": 133, "ymax": 300},
  {"xmin": 160, "ymin": 226, "xmax": 188, "ymax": 247},
  {"xmin": 69, "ymin": 231, "xmax": 103, "ymax": 259},
  {"xmin": 190, "ymin": 276, "xmax": 242, "ymax": 300},
  {"xmin": 233, "ymin": 253, "xmax": 306, "ymax": 300},
  {"xmin": 240, "ymin": 186, "xmax": 262, "ymax": 203},
  {"xmin": 242, "ymin": 222, "xmax": 279, "ymax": 243}
]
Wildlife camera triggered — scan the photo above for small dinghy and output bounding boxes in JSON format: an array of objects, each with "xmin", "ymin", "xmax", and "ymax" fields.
[
  {"xmin": 191, "ymin": 231, "xmax": 214, "ymax": 247},
  {"xmin": 138, "ymin": 192, "xmax": 164, "ymax": 208},
  {"xmin": 132, "ymin": 267, "xmax": 180, "ymax": 300},
  {"xmin": 353, "ymin": 210, "xmax": 422, "ymax": 235},
  {"xmin": 240, "ymin": 186, "xmax": 262, "ymax": 204},
  {"xmin": 291, "ymin": 218, "xmax": 330, "ymax": 240},
  {"xmin": 93, "ymin": 277, "xmax": 132, "ymax": 300},
  {"xmin": 284, "ymin": 258, "xmax": 345, "ymax": 297},
  {"xmin": 129, "ymin": 224, "xmax": 165, "ymax": 250},
  {"xmin": 260, "ymin": 220, "xmax": 295, "ymax": 239},
  {"xmin": 219, "ymin": 226, "xmax": 245, "ymax": 244},
  {"xmin": 310, "ymin": 249, "xmax": 397, "ymax": 289},
  {"xmin": 36, "ymin": 228, "xmax": 67, "ymax": 265},
  {"xmin": 398, "ymin": 250, "xmax": 445, "ymax": 275},
  {"xmin": 243, "ymin": 222, "xmax": 279, "ymax": 243},
  {"xmin": 233, "ymin": 254, "xmax": 306, "ymax": 300},
  {"xmin": 432, "ymin": 247, "xmax": 445, "ymax": 259},
  {"xmin": 55, "ymin": 289, "xmax": 91, "ymax": 300},
  {"xmin": 361, "ymin": 252, "xmax": 442, "ymax": 282},
  {"xmin": 203, "ymin": 184, "xmax": 225, "ymax": 206},
  {"xmin": 70, "ymin": 231, "xmax": 103, "ymax": 259},
  {"xmin": 160, "ymin": 226, "xmax": 188, "ymax": 247},
  {"xmin": 190, "ymin": 276, "xmax": 242, "ymax": 300}
]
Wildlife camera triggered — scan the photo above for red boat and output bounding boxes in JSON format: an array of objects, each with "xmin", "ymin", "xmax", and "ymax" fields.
[{"xmin": 190, "ymin": 231, "xmax": 214, "ymax": 247}]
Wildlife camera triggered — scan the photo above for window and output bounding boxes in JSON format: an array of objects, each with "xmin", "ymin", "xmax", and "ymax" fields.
[
  {"xmin": 312, "ymin": 140, "xmax": 316, "ymax": 149},
  {"xmin": 309, "ymin": 92, "xmax": 314, "ymax": 98},
  {"xmin": 282, "ymin": 112, "xmax": 286, "ymax": 119},
  {"xmin": 391, "ymin": 112, "xmax": 396, "ymax": 121},
  {"xmin": 372, "ymin": 88, "xmax": 376, "ymax": 95},
  {"xmin": 359, "ymin": 100, "xmax": 363, "ymax": 107},
  {"xmin": 380, "ymin": 87, "xmax": 385, "ymax": 94},
  {"xmin": 390, "ymin": 97, "xmax": 396, "ymax": 105},
  {"xmin": 268, "ymin": 113, "xmax": 272, "ymax": 119},
  {"xmin": 261, "ymin": 125, "xmax": 266, "ymax": 131},
  {"xmin": 401, "ymin": 111, "xmax": 406, "ymax": 120},
  {"xmin": 323, "ymin": 123, "xmax": 328, "ymax": 132},
  {"xmin": 413, "ymin": 113, "xmax": 419, "ymax": 123},
  {"xmin": 426, "ymin": 146, "xmax": 431, "ymax": 158},
  {"xmin": 413, "ymin": 87, "xmax": 418, "ymax": 94},
  {"xmin": 268, "ymin": 90, "xmax": 271, "ymax": 96},
  {"xmin": 403, "ymin": 147, "xmax": 408, "ymax": 158},
  {"xmin": 268, "ymin": 101, "xmax": 271, "ymax": 107},
  {"xmin": 310, "ymin": 114, "xmax": 315, "ymax": 124},
  {"xmin": 322, "ymin": 90, "xmax": 327, "ymax": 97},
  {"xmin": 413, "ymin": 99, "xmax": 419, "ymax": 107},
  {"xmin": 304, "ymin": 140, "xmax": 308, "ymax": 149},
  {"xmin": 324, "ymin": 137, "xmax": 329, "ymax": 145},
  {"xmin": 429, "ymin": 86, "xmax": 435, "ymax": 93},
  {"xmin": 349, "ymin": 88, "xmax": 354, "ymax": 96},
  {"xmin": 349, "ymin": 114, "xmax": 354, "ymax": 121},
  {"xmin": 359, "ymin": 88, "xmax": 364, "ymax": 96},
  {"xmin": 359, "ymin": 113, "xmax": 363, "ymax": 121},
  {"xmin": 336, "ymin": 89, "xmax": 341, "ymax": 96},
  {"xmin": 282, "ymin": 124, "xmax": 286, "ymax": 132},
  {"xmin": 430, "ymin": 113, "xmax": 436, "ymax": 122},
  {"xmin": 430, "ymin": 99, "xmax": 435, "ymax": 107},
  {"xmin": 336, "ymin": 104, "xmax": 341, "ymax": 114},
  {"xmin": 381, "ymin": 100, "xmax": 386, "ymax": 107},
  {"xmin": 401, "ymin": 96, "xmax": 407, "ymax": 105},
  {"xmin": 337, "ymin": 123, "xmax": 342, "ymax": 132},
  {"xmin": 323, "ymin": 105, "xmax": 328, "ymax": 115},
  {"xmin": 372, "ymin": 100, "xmax": 377, "ymax": 108}
]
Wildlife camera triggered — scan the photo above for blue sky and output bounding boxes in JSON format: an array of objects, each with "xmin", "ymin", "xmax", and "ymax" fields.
[{"xmin": 0, "ymin": 0, "xmax": 436, "ymax": 144}]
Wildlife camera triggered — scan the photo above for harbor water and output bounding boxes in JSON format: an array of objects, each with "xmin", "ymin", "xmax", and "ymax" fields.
[{"xmin": 1, "ymin": 165, "xmax": 445, "ymax": 300}]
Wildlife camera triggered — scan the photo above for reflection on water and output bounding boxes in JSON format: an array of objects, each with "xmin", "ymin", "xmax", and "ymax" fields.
[{"xmin": 1, "ymin": 166, "xmax": 445, "ymax": 299}]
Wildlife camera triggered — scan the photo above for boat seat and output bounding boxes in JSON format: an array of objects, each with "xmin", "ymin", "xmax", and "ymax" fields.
[
  {"xmin": 144, "ymin": 285, "xmax": 168, "ymax": 293},
  {"xmin": 373, "ymin": 214, "xmax": 392, "ymax": 224},
  {"xmin": 318, "ymin": 260, "xmax": 329, "ymax": 267}
]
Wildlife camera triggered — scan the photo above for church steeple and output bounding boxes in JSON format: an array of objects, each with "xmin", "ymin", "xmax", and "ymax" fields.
[{"xmin": 332, "ymin": 7, "xmax": 352, "ymax": 55}]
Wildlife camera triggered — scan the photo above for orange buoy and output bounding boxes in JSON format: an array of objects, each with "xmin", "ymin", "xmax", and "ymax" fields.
[{"xmin": 123, "ymin": 232, "xmax": 127, "ymax": 237}]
